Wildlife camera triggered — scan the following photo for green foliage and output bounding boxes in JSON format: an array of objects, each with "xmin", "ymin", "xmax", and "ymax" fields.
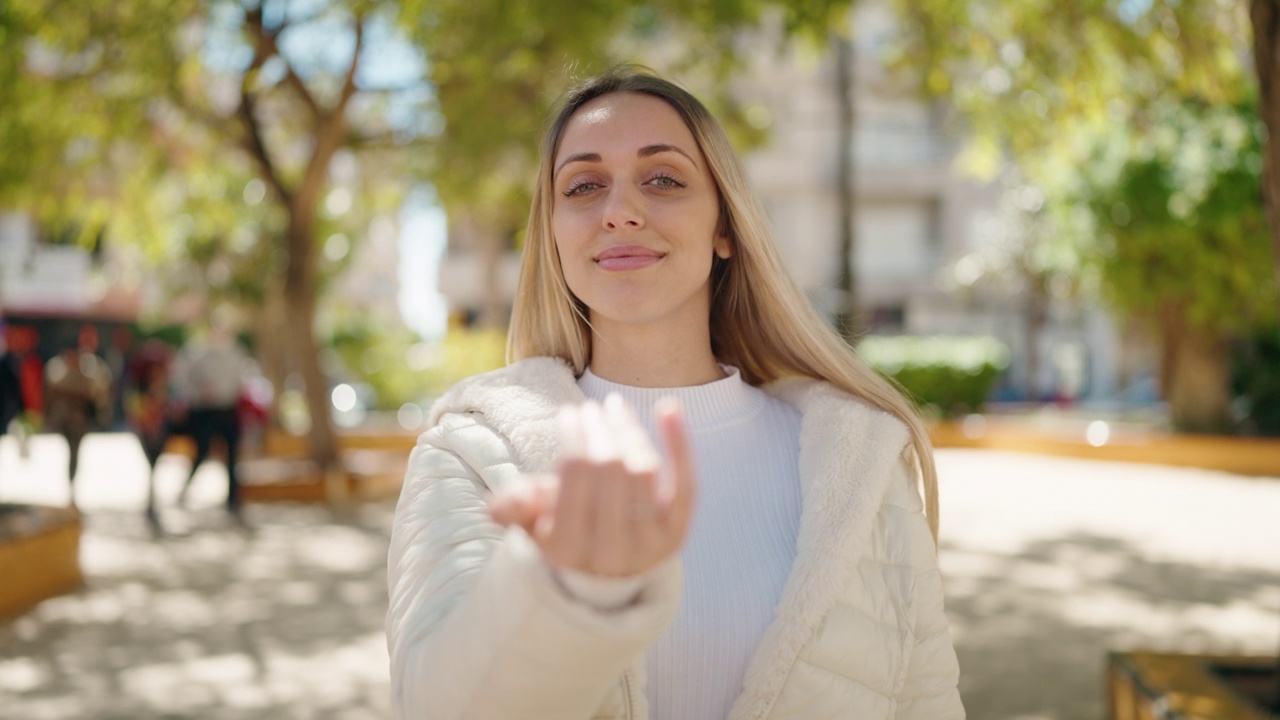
[
  {"xmin": 1078, "ymin": 99, "xmax": 1276, "ymax": 337},
  {"xmin": 1232, "ymin": 326, "xmax": 1280, "ymax": 437},
  {"xmin": 889, "ymin": 0, "xmax": 1251, "ymax": 180},
  {"xmin": 329, "ymin": 323, "xmax": 506, "ymax": 409},
  {"xmin": 858, "ymin": 335, "xmax": 1010, "ymax": 417},
  {"xmin": 0, "ymin": 0, "xmax": 428, "ymax": 286}
]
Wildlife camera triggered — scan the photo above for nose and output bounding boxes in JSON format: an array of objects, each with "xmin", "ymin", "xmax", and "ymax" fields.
[{"xmin": 602, "ymin": 186, "xmax": 645, "ymax": 231}]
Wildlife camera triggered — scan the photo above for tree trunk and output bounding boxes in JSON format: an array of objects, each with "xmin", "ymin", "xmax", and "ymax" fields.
[
  {"xmin": 253, "ymin": 274, "xmax": 289, "ymax": 418},
  {"xmin": 284, "ymin": 200, "xmax": 338, "ymax": 470},
  {"xmin": 834, "ymin": 32, "xmax": 860, "ymax": 342},
  {"xmin": 1160, "ymin": 313, "xmax": 1233, "ymax": 433},
  {"xmin": 1251, "ymin": 0, "xmax": 1280, "ymax": 321}
]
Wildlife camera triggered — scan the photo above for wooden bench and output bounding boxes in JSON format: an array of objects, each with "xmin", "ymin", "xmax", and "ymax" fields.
[{"xmin": 1108, "ymin": 651, "xmax": 1276, "ymax": 719}]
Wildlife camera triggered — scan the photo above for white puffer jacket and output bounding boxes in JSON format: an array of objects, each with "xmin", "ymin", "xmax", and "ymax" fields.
[{"xmin": 386, "ymin": 358, "xmax": 963, "ymax": 720}]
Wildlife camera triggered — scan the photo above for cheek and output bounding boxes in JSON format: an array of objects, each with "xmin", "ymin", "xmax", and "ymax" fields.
[{"xmin": 550, "ymin": 220, "xmax": 588, "ymax": 298}]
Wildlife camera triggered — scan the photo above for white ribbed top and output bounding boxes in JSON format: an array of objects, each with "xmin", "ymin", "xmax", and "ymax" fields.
[{"xmin": 578, "ymin": 366, "xmax": 803, "ymax": 720}]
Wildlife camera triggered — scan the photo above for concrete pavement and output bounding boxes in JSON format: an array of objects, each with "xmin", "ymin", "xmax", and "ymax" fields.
[{"xmin": 1, "ymin": 432, "xmax": 1277, "ymax": 719}]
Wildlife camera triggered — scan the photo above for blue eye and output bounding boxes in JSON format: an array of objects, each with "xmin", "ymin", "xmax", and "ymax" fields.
[{"xmin": 564, "ymin": 181, "xmax": 600, "ymax": 197}]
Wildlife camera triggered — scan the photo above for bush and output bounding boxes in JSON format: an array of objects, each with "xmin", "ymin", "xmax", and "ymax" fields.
[
  {"xmin": 329, "ymin": 322, "xmax": 507, "ymax": 410},
  {"xmin": 858, "ymin": 335, "xmax": 1010, "ymax": 417},
  {"xmin": 1231, "ymin": 326, "xmax": 1280, "ymax": 437}
]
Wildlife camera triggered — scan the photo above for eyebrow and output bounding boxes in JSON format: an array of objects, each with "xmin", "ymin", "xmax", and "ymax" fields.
[{"xmin": 553, "ymin": 143, "xmax": 698, "ymax": 180}]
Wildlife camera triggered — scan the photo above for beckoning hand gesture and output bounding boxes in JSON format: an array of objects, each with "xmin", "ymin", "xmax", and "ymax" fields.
[{"xmin": 488, "ymin": 394, "xmax": 697, "ymax": 578}]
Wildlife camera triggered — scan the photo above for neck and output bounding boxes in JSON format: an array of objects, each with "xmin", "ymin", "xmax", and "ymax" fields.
[{"xmin": 588, "ymin": 317, "xmax": 724, "ymax": 388}]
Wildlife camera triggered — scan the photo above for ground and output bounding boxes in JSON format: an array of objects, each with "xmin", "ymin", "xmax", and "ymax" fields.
[{"xmin": 0, "ymin": 432, "xmax": 1277, "ymax": 719}]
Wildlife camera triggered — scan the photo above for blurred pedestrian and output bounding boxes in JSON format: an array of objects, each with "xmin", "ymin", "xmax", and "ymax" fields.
[
  {"xmin": 124, "ymin": 338, "xmax": 175, "ymax": 530},
  {"xmin": 105, "ymin": 326, "xmax": 134, "ymax": 431},
  {"xmin": 171, "ymin": 314, "xmax": 251, "ymax": 518},
  {"xmin": 386, "ymin": 68, "xmax": 962, "ymax": 720},
  {"xmin": 44, "ymin": 325, "xmax": 113, "ymax": 508},
  {"xmin": 0, "ymin": 323, "xmax": 25, "ymax": 441},
  {"xmin": 14, "ymin": 326, "xmax": 44, "ymax": 424}
]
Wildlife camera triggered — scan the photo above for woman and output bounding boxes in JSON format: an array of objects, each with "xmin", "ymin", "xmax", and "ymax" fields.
[{"xmin": 387, "ymin": 67, "xmax": 963, "ymax": 720}]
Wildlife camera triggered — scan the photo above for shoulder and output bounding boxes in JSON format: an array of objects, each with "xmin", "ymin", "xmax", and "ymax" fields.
[
  {"xmin": 763, "ymin": 375, "xmax": 912, "ymax": 458},
  {"xmin": 425, "ymin": 357, "xmax": 583, "ymax": 474},
  {"xmin": 428, "ymin": 357, "xmax": 580, "ymax": 424}
]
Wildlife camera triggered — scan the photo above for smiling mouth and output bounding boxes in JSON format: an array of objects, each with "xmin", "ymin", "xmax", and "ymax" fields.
[{"xmin": 594, "ymin": 245, "xmax": 666, "ymax": 271}]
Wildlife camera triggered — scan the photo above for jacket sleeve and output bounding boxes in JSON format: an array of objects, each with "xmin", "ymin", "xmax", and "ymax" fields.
[
  {"xmin": 894, "ymin": 462, "xmax": 965, "ymax": 720},
  {"xmin": 386, "ymin": 411, "xmax": 681, "ymax": 720}
]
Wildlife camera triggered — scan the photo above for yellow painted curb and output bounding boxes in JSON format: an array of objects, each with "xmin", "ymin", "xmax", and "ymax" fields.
[
  {"xmin": 0, "ymin": 507, "xmax": 83, "ymax": 620},
  {"xmin": 931, "ymin": 419, "xmax": 1280, "ymax": 478}
]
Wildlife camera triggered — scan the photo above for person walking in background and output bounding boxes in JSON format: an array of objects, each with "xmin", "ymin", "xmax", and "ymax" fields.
[
  {"xmin": 105, "ymin": 326, "xmax": 134, "ymax": 432},
  {"xmin": 44, "ymin": 325, "xmax": 113, "ymax": 509},
  {"xmin": 124, "ymin": 338, "xmax": 176, "ymax": 531},
  {"xmin": 0, "ymin": 323, "xmax": 26, "ymax": 443},
  {"xmin": 13, "ymin": 326, "xmax": 45, "ymax": 429},
  {"xmin": 171, "ymin": 315, "xmax": 251, "ymax": 519}
]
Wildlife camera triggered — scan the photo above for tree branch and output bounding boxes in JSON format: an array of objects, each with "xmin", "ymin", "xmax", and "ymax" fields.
[
  {"xmin": 244, "ymin": 2, "xmax": 323, "ymax": 127},
  {"xmin": 333, "ymin": 17, "xmax": 363, "ymax": 118},
  {"xmin": 239, "ymin": 5, "xmax": 291, "ymax": 205},
  {"xmin": 346, "ymin": 130, "xmax": 435, "ymax": 151},
  {"xmin": 298, "ymin": 15, "xmax": 364, "ymax": 202}
]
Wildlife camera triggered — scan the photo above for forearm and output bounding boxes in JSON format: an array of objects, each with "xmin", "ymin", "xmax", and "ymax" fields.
[
  {"xmin": 391, "ymin": 528, "xmax": 678, "ymax": 719},
  {"xmin": 386, "ymin": 424, "xmax": 681, "ymax": 720}
]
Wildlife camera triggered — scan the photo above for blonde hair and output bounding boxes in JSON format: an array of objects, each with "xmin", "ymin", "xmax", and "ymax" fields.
[{"xmin": 508, "ymin": 67, "xmax": 941, "ymax": 542}]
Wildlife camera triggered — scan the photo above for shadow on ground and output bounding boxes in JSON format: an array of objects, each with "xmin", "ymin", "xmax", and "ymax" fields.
[
  {"xmin": 0, "ymin": 502, "xmax": 395, "ymax": 720},
  {"xmin": 945, "ymin": 531, "xmax": 1280, "ymax": 720}
]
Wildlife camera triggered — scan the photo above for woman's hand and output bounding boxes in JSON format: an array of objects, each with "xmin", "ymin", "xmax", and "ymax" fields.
[{"xmin": 488, "ymin": 394, "xmax": 697, "ymax": 578}]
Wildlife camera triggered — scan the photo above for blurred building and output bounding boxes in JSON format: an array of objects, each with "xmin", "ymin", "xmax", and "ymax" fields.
[
  {"xmin": 435, "ymin": 211, "xmax": 521, "ymax": 330},
  {"xmin": 329, "ymin": 213, "xmax": 407, "ymax": 328},
  {"xmin": 735, "ymin": 2, "xmax": 1144, "ymax": 403},
  {"xmin": 0, "ymin": 212, "xmax": 143, "ymax": 354}
]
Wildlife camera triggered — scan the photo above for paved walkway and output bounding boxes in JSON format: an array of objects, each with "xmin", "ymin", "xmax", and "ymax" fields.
[{"xmin": 1, "ymin": 433, "xmax": 1278, "ymax": 719}]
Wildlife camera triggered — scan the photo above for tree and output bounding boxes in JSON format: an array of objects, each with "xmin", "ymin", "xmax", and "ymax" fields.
[
  {"xmin": 1250, "ymin": 1, "xmax": 1280, "ymax": 319},
  {"xmin": 1077, "ymin": 99, "xmax": 1275, "ymax": 429},
  {"xmin": 888, "ymin": 0, "xmax": 1274, "ymax": 424},
  {"xmin": 2, "ymin": 0, "xmax": 432, "ymax": 469}
]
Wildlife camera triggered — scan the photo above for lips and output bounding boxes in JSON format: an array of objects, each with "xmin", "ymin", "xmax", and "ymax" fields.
[{"xmin": 594, "ymin": 244, "xmax": 665, "ymax": 271}]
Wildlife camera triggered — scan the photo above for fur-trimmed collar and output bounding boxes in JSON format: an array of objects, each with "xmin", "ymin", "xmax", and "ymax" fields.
[{"xmin": 429, "ymin": 357, "xmax": 912, "ymax": 719}]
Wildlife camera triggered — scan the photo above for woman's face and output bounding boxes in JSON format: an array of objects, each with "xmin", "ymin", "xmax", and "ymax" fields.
[{"xmin": 551, "ymin": 92, "xmax": 730, "ymax": 334}]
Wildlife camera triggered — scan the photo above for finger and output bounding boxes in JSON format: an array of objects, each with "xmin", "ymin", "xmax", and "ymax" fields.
[
  {"xmin": 593, "ymin": 461, "xmax": 632, "ymax": 576},
  {"xmin": 656, "ymin": 398, "xmax": 697, "ymax": 532},
  {"xmin": 580, "ymin": 400, "xmax": 618, "ymax": 462},
  {"xmin": 489, "ymin": 475, "xmax": 557, "ymax": 531},
  {"xmin": 541, "ymin": 459, "xmax": 593, "ymax": 571},
  {"xmin": 627, "ymin": 468, "xmax": 668, "ymax": 561},
  {"xmin": 487, "ymin": 488, "xmax": 531, "ymax": 528},
  {"xmin": 604, "ymin": 393, "xmax": 659, "ymax": 473}
]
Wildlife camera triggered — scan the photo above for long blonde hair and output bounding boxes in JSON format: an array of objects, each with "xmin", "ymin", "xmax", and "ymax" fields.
[{"xmin": 508, "ymin": 67, "xmax": 941, "ymax": 542}]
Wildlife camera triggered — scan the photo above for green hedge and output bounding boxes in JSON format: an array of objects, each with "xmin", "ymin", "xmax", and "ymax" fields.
[
  {"xmin": 858, "ymin": 335, "xmax": 1010, "ymax": 417},
  {"xmin": 1231, "ymin": 327, "xmax": 1280, "ymax": 437}
]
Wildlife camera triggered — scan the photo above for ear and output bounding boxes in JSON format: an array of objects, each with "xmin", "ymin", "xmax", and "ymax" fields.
[{"xmin": 713, "ymin": 235, "xmax": 733, "ymax": 259}]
